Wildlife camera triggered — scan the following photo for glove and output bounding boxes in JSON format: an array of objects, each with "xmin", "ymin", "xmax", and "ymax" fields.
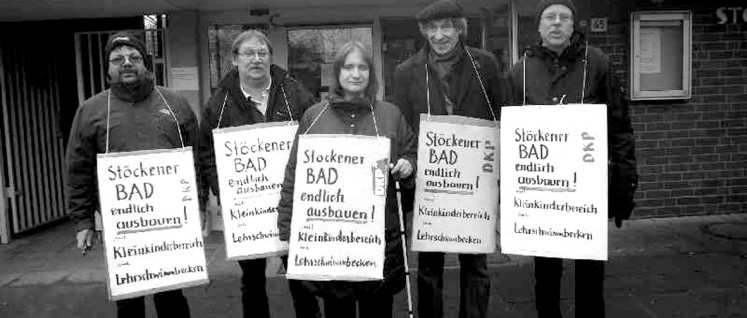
[{"xmin": 609, "ymin": 163, "xmax": 638, "ymax": 228}]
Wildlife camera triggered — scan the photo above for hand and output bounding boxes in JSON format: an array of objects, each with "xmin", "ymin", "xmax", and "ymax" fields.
[
  {"xmin": 389, "ymin": 158, "xmax": 413, "ymax": 180},
  {"xmin": 76, "ymin": 229, "xmax": 94, "ymax": 255}
]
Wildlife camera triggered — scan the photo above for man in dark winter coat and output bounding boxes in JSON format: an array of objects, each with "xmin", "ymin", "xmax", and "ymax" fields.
[
  {"xmin": 198, "ymin": 30, "xmax": 319, "ymax": 318},
  {"xmin": 65, "ymin": 31, "xmax": 197, "ymax": 317},
  {"xmin": 393, "ymin": 1, "xmax": 505, "ymax": 317},
  {"xmin": 507, "ymin": 1, "xmax": 638, "ymax": 317}
]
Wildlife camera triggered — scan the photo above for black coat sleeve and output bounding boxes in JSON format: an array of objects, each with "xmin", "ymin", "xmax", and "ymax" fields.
[
  {"xmin": 198, "ymin": 92, "xmax": 225, "ymax": 201},
  {"xmin": 64, "ymin": 104, "xmax": 98, "ymax": 232},
  {"xmin": 393, "ymin": 64, "xmax": 418, "ymax": 133},
  {"xmin": 602, "ymin": 60, "xmax": 638, "ymax": 225}
]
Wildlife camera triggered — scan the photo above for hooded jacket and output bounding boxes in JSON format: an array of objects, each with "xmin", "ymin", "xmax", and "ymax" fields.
[
  {"xmin": 277, "ymin": 96, "xmax": 417, "ymax": 297},
  {"xmin": 198, "ymin": 65, "xmax": 316, "ymax": 197},
  {"xmin": 508, "ymin": 32, "xmax": 638, "ymax": 225},
  {"xmin": 65, "ymin": 80, "xmax": 199, "ymax": 232}
]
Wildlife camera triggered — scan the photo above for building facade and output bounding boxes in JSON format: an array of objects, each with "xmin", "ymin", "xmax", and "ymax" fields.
[{"xmin": 0, "ymin": 0, "xmax": 745, "ymax": 240}]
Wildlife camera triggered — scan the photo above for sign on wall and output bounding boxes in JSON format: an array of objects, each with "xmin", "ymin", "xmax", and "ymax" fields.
[
  {"xmin": 500, "ymin": 105, "xmax": 609, "ymax": 261},
  {"xmin": 213, "ymin": 122, "xmax": 298, "ymax": 260},
  {"xmin": 97, "ymin": 148, "xmax": 208, "ymax": 300},
  {"xmin": 286, "ymin": 135, "xmax": 390, "ymax": 281},
  {"xmin": 411, "ymin": 115, "xmax": 500, "ymax": 254}
]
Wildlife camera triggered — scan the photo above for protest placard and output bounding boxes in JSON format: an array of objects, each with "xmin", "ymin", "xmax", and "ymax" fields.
[
  {"xmin": 411, "ymin": 115, "xmax": 500, "ymax": 254},
  {"xmin": 97, "ymin": 148, "xmax": 208, "ymax": 300},
  {"xmin": 500, "ymin": 104, "xmax": 608, "ymax": 260},
  {"xmin": 213, "ymin": 122, "xmax": 297, "ymax": 260},
  {"xmin": 286, "ymin": 135, "xmax": 390, "ymax": 281}
]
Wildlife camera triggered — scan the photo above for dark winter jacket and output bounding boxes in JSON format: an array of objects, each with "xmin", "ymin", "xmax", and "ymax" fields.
[
  {"xmin": 277, "ymin": 97, "xmax": 416, "ymax": 297},
  {"xmin": 508, "ymin": 32, "xmax": 638, "ymax": 226},
  {"xmin": 199, "ymin": 65, "xmax": 316, "ymax": 197},
  {"xmin": 393, "ymin": 43, "xmax": 505, "ymax": 133},
  {"xmin": 65, "ymin": 84, "xmax": 199, "ymax": 232}
]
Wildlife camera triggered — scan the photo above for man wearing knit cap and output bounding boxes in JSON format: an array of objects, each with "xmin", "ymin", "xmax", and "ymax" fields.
[
  {"xmin": 65, "ymin": 30, "xmax": 198, "ymax": 317},
  {"xmin": 393, "ymin": 1, "xmax": 505, "ymax": 317},
  {"xmin": 507, "ymin": 1, "xmax": 638, "ymax": 317}
]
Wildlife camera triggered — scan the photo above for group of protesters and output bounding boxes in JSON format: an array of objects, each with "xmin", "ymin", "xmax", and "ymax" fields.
[{"xmin": 64, "ymin": 0, "xmax": 637, "ymax": 317}]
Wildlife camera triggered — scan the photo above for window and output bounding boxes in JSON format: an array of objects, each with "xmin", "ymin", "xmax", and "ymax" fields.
[{"xmin": 630, "ymin": 11, "xmax": 692, "ymax": 100}]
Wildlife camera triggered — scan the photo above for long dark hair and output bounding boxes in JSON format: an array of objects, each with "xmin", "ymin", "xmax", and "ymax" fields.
[{"xmin": 329, "ymin": 42, "xmax": 379, "ymax": 101}]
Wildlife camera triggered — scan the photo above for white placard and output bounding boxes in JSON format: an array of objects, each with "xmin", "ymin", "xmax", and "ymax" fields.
[
  {"xmin": 411, "ymin": 115, "xmax": 500, "ymax": 254},
  {"xmin": 287, "ymin": 134, "xmax": 390, "ymax": 281},
  {"xmin": 213, "ymin": 122, "xmax": 298, "ymax": 260},
  {"xmin": 500, "ymin": 104, "xmax": 608, "ymax": 260},
  {"xmin": 97, "ymin": 148, "xmax": 208, "ymax": 301}
]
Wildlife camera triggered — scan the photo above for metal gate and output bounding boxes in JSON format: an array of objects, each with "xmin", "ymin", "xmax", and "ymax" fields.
[
  {"xmin": 0, "ymin": 37, "xmax": 67, "ymax": 240},
  {"xmin": 74, "ymin": 29, "xmax": 168, "ymax": 104}
]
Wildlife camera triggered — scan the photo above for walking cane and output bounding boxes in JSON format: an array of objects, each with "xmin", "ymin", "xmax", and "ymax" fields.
[{"xmin": 395, "ymin": 181, "xmax": 415, "ymax": 318}]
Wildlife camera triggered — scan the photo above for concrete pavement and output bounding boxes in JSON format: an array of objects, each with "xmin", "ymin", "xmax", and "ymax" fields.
[{"xmin": 1, "ymin": 213, "xmax": 745, "ymax": 317}]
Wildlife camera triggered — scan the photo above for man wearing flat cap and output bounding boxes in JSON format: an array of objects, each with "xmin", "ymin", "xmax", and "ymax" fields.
[
  {"xmin": 393, "ymin": 1, "xmax": 505, "ymax": 317},
  {"xmin": 507, "ymin": 0, "xmax": 637, "ymax": 317},
  {"xmin": 65, "ymin": 31, "xmax": 198, "ymax": 317}
]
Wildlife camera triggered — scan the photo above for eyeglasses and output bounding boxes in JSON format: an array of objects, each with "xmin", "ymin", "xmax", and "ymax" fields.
[
  {"xmin": 238, "ymin": 50, "xmax": 270, "ymax": 60},
  {"xmin": 542, "ymin": 13, "xmax": 573, "ymax": 24},
  {"xmin": 109, "ymin": 55, "xmax": 144, "ymax": 65}
]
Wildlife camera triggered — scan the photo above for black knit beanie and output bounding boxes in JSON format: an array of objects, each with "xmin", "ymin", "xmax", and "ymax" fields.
[
  {"xmin": 536, "ymin": 0, "xmax": 577, "ymax": 24},
  {"xmin": 104, "ymin": 31, "xmax": 149, "ymax": 66}
]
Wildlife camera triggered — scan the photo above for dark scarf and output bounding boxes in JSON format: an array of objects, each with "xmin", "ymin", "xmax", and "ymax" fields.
[
  {"xmin": 329, "ymin": 95, "xmax": 372, "ymax": 115},
  {"xmin": 109, "ymin": 73, "xmax": 155, "ymax": 103},
  {"xmin": 428, "ymin": 42, "xmax": 464, "ymax": 81},
  {"xmin": 427, "ymin": 42, "xmax": 465, "ymax": 114}
]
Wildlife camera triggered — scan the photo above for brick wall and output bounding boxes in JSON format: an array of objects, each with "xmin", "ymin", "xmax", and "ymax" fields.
[{"xmin": 586, "ymin": 1, "xmax": 747, "ymax": 217}]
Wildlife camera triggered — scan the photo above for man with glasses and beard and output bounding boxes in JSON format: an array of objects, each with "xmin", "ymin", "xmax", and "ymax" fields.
[{"xmin": 65, "ymin": 31, "xmax": 198, "ymax": 317}]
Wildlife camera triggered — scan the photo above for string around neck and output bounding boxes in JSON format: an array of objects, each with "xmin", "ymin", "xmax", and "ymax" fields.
[
  {"xmin": 217, "ymin": 93, "xmax": 228, "ymax": 129},
  {"xmin": 280, "ymin": 84, "xmax": 295, "ymax": 124},
  {"xmin": 580, "ymin": 41, "xmax": 589, "ymax": 104},
  {"xmin": 154, "ymin": 87, "xmax": 186, "ymax": 150},
  {"xmin": 105, "ymin": 90, "xmax": 112, "ymax": 154},
  {"xmin": 425, "ymin": 65, "xmax": 431, "ymax": 121},
  {"xmin": 304, "ymin": 101, "xmax": 330, "ymax": 134},
  {"xmin": 367, "ymin": 101, "xmax": 381, "ymax": 138},
  {"xmin": 522, "ymin": 51, "xmax": 527, "ymax": 106},
  {"xmin": 464, "ymin": 47, "xmax": 498, "ymax": 124}
]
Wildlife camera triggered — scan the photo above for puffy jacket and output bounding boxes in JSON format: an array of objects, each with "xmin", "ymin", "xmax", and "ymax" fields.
[
  {"xmin": 277, "ymin": 97, "xmax": 416, "ymax": 297},
  {"xmin": 199, "ymin": 65, "xmax": 316, "ymax": 198},
  {"xmin": 65, "ymin": 84, "xmax": 199, "ymax": 232},
  {"xmin": 508, "ymin": 32, "xmax": 638, "ymax": 226}
]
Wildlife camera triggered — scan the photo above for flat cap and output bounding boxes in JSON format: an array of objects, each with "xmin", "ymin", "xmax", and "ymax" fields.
[{"xmin": 415, "ymin": 0, "xmax": 464, "ymax": 22}]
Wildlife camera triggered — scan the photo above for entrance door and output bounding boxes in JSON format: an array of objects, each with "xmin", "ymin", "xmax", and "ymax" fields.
[{"xmin": 0, "ymin": 36, "xmax": 67, "ymax": 239}]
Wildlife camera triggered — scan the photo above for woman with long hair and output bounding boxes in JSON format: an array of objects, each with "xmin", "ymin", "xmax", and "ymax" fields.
[{"xmin": 277, "ymin": 41, "xmax": 416, "ymax": 318}]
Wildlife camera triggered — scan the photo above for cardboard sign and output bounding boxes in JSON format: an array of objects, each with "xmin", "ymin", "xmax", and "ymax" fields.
[
  {"xmin": 287, "ymin": 134, "xmax": 390, "ymax": 281},
  {"xmin": 213, "ymin": 122, "xmax": 298, "ymax": 260},
  {"xmin": 97, "ymin": 148, "xmax": 208, "ymax": 301},
  {"xmin": 500, "ymin": 104, "xmax": 608, "ymax": 260},
  {"xmin": 411, "ymin": 115, "xmax": 500, "ymax": 254}
]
